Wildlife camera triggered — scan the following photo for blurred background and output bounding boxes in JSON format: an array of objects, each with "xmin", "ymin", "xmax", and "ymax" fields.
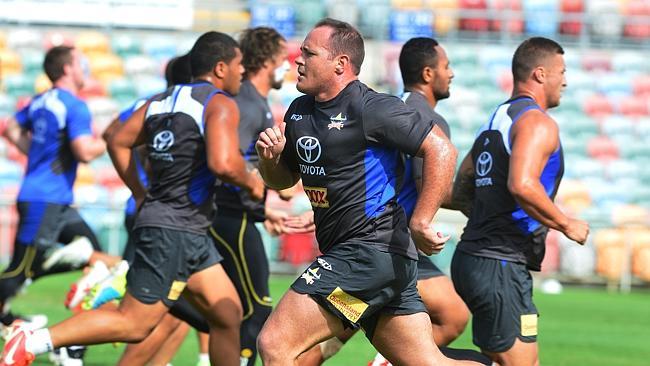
[{"xmin": 1, "ymin": 0, "xmax": 650, "ymax": 293}]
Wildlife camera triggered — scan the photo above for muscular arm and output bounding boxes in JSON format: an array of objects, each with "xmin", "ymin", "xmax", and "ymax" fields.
[
  {"xmin": 2, "ymin": 117, "xmax": 31, "ymax": 154},
  {"xmin": 507, "ymin": 110, "xmax": 587, "ymax": 242},
  {"xmin": 107, "ymin": 103, "xmax": 148, "ymax": 203},
  {"xmin": 102, "ymin": 116, "xmax": 121, "ymax": 142},
  {"xmin": 448, "ymin": 152, "xmax": 475, "ymax": 216},
  {"xmin": 205, "ymin": 94, "xmax": 264, "ymax": 199},
  {"xmin": 256, "ymin": 122, "xmax": 300, "ymax": 190},
  {"xmin": 410, "ymin": 125, "xmax": 457, "ymax": 242},
  {"xmin": 71, "ymin": 135, "xmax": 106, "ymax": 163}
]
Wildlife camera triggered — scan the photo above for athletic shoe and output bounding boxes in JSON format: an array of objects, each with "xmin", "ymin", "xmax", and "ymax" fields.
[
  {"xmin": 368, "ymin": 353, "xmax": 392, "ymax": 366},
  {"xmin": 49, "ymin": 346, "xmax": 86, "ymax": 366},
  {"xmin": 81, "ymin": 260, "xmax": 129, "ymax": 310},
  {"xmin": 64, "ymin": 261, "xmax": 110, "ymax": 310},
  {"xmin": 0, "ymin": 324, "xmax": 34, "ymax": 366},
  {"xmin": 0, "ymin": 315, "xmax": 47, "ymax": 340},
  {"xmin": 42, "ymin": 237, "xmax": 94, "ymax": 271}
]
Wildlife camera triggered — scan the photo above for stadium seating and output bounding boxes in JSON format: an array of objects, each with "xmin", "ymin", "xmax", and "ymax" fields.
[
  {"xmin": 523, "ymin": 0, "xmax": 559, "ymax": 36},
  {"xmin": 0, "ymin": 12, "xmax": 648, "ymax": 279},
  {"xmin": 559, "ymin": 0, "xmax": 584, "ymax": 35}
]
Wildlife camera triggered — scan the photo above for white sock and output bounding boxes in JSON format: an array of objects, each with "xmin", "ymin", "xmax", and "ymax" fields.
[
  {"xmin": 26, "ymin": 328, "xmax": 53, "ymax": 355},
  {"xmin": 199, "ymin": 353, "xmax": 209, "ymax": 362},
  {"xmin": 76, "ymin": 237, "xmax": 94, "ymax": 264}
]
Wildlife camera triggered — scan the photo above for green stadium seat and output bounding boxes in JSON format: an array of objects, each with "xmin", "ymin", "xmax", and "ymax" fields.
[
  {"xmin": 111, "ymin": 34, "xmax": 142, "ymax": 58},
  {"xmin": 18, "ymin": 51, "xmax": 43, "ymax": 76},
  {"xmin": 358, "ymin": 0, "xmax": 391, "ymax": 39},
  {"xmin": 0, "ymin": 94, "xmax": 16, "ymax": 117},
  {"xmin": 108, "ymin": 78, "xmax": 138, "ymax": 101},
  {"xmin": 294, "ymin": 0, "xmax": 327, "ymax": 33},
  {"xmin": 4, "ymin": 74, "xmax": 35, "ymax": 98}
]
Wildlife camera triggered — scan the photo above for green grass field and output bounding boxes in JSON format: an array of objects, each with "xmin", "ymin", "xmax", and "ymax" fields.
[{"xmin": 8, "ymin": 272, "xmax": 650, "ymax": 366}]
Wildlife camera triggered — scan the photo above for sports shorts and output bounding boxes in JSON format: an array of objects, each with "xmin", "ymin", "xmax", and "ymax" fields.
[
  {"xmin": 291, "ymin": 241, "xmax": 426, "ymax": 341},
  {"xmin": 127, "ymin": 226, "xmax": 222, "ymax": 307},
  {"xmin": 416, "ymin": 253, "xmax": 445, "ymax": 280},
  {"xmin": 451, "ymin": 250, "xmax": 538, "ymax": 352}
]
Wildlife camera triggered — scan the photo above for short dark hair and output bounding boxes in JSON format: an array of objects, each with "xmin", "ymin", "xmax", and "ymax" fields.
[
  {"xmin": 512, "ymin": 37, "xmax": 564, "ymax": 83},
  {"xmin": 239, "ymin": 27, "xmax": 286, "ymax": 76},
  {"xmin": 399, "ymin": 37, "xmax": 439, "ymax": 87},
  {"xmin": 165, "ymin": 53, "xmax": 192, "ymax": 87},
  {"xmin": 314, "ymin": 18, "xmax": 365, "ymax": 75},
  {"xmin": 44, "ymin": 46, "xmax": 74, "ymax": 83},
  {"xmin": 189, "ymin": 31, "xmax": 239, "ymax": 78}
]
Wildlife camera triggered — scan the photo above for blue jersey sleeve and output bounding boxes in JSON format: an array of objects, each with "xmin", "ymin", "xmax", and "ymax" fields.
[
  {"xmin": 119, "ymin": 98, "xmax": 148, "ymax": 123},
  {"xmin": 66, "ymin": 101, "xmax": 92, "ymax": 141},
  {"xmin": 14, "ymin": 105, "xmax": 30, "ymax": 129}
]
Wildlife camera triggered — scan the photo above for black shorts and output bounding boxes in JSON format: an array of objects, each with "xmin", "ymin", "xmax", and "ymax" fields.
[
  {"xmin": 15, "ymin": 202, "xmax": 98, "ymax": 249},
  {"xmin": 451, "ymin": 250, "xmax": 538, "ymax": 352},
  {"xmin": 291, "ymin": 242, "xmax": 425, "ymax": 341},
  {"xmin": 209, "ymin": 209, "xmax": 272, "ymax": 315},
  {"xmin": 416, "ymin": 253, "xmax": 445, "ymax": 280},
  {"xmin": 127, "ymin": 227, "xmax": 222, "ymax": 307}
]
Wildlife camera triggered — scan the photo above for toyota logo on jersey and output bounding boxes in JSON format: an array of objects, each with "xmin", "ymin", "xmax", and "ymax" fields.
[
  {"xmin": 152, "ymin": 130, "xmax": 175, "ymax": 152},
  {"xmin": 296, "ymin": 136, "xmax": 322, "ymax": 164},
  {"xmin": 476, "ymin": 151, "xmax": 493, "ymax": 177}
]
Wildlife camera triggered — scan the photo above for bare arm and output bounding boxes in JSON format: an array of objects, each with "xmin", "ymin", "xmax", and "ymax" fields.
[
  {"xmin": 448, "ymin": 152, "xmax": 475, "ymax": 216},
  {"xmin": 410, "ymin": 125, "xmax": 458, "ymax": 255},
  {"xmin": 107, "ymin": 103, "xmax": 148, "ymax": 205},
  {"xmin": 508, "ymin": 110, "xmax": 588, "ymax": 244},
  {"xmin": 255, "ymin": 122, "xmax": 300, "ymax": 190},
  {"xmin": 2, "ymin": 117, "xmax": 31, "ymax": 154},
  {"xmin": 102, "ymin": 116, "xmax": 121, "ymax": 142},
  {"xmin": 70, "ymin": 135, "xmax": 106, "ymax": 163},
  {"xmin": 205, "ymin": 94, "xmax": 264, "ymax": 200}
]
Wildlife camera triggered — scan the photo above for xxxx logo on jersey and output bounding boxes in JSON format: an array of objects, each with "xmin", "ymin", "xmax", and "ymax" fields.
[{"xmin": 304, "ymin": 186, "xmax": 330, "ymax": 208}]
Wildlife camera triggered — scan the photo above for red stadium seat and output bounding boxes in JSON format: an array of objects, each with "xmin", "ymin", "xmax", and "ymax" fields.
[
  {"xmin": 497, "ymin": 70, "xmax": 513, "ymax": 93},
  {"xmin": 623, "ymin": 0, "xmax": 650, "ymax": 39},
  {"xmin": 632, "ymin": 75, "xmax": 650, "ymax": 97},
  {"xmin": 559, "ymin": 0, "xmax": 584, "ymax": 35},
  {"xmin": 43, "ymin": 31, "xmax": 75, "ymax": 49},
  {"xmin": 582, "ymin": 94, "xmax": 614, "ymax": 117},
  {"xmin": 490, "ymin": 0, "xmax": 524, "ymax": 33},
  {"xmin": 77, "ymin": 78, "xmax": 106, "ymax": 99},
  {"xmin": 587, "ymin": 135, "xmax": 619, "ymax": 161},
  {"xmin": 541, "ymin": 229, "xmax": 560, "ymax": 273},
  {"xmin": 581, "ymin": 53, "xmax": 612, "ymax": 72},
  {"xmin": 458, "ymin": 0, "xmax": 490, "ymax": 31},
  {"xmin": 280, "ymin": 233, "xmax": 318, "ymax": 266},
  {"xmin": 619, "ymin": 96, "xmax": 649, "ymax": 116}
]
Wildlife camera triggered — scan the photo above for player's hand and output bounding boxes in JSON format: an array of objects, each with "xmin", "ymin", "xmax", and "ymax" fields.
[
  {"xmin": 282, "ymin": 211, "xmax": 315, "ymax": 234},
  {"xmin": 410, "ymin": 222, "xmax": 450, "ymax": 256},
  {"xmin": 564, "ymin": 218, "xmax": 589, "ymax": 245},
  {"xmin": 264, "ymin": 208, "xmax": 288, "ymax": 236},
  {"xmin": 256, "ymin": 122, "xmax": 286, "ymax": 162}
]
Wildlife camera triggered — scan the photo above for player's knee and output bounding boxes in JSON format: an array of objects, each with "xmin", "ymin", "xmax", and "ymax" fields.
[
  {"xmin": 448, "ymin": 308, "xmax": 470, "ymax": 338},
  {"xmin": 122, "ymin": 321, "xmax": 157, "ymax": 342},
  {"xmin": 257, "ymin": 325, "xmax": 285, "ymax": 361},
  {"xmin": 206, "ymin": 299, "xmax": 242, "ymax": 330}
]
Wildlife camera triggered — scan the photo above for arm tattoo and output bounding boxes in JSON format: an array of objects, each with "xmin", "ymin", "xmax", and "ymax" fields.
[{"xmin": 451, "ymin": 171, "xmax": 475, "ymax": 217}]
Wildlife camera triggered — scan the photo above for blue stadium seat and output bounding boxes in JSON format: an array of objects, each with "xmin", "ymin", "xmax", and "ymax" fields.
[{"xmin": 522, "ymin": 0, "xmax": 559, "ymax": 36}]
